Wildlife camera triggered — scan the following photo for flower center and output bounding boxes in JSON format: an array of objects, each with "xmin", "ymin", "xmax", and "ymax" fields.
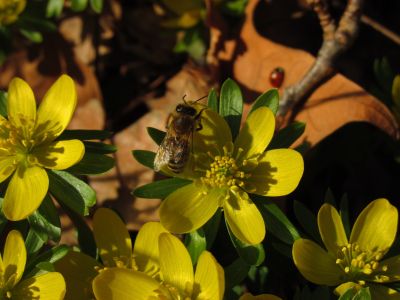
[
  {"xmin": 201, "ymin": 154, "xmax": 246, "ymax": 188},
  {"xmin": 335, "ymin": 243, "xmax": 389, "ymax": 283},
  {"xmin": 0, "ymin": 116, "xmax": 36, "ymax": 155},
  {"xmin": 0, "ymin": 115, "xmax": 48, "ymax": 168},
  {"xmin": 153, "ymin": 281, "xmax": 193, "ymax": 300}
]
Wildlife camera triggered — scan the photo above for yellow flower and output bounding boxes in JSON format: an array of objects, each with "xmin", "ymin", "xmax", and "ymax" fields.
[
  {"xmin": 0, "ymin": 75, "xmax": 85, "ymax": 221},
  {"xmin": 0, "ymin": 230, "xmax": 65, "ymax": 299},
  {"xmin": 293, "ymin": 198, "xmax": 400, "ymax": 299},
  {"xmin": 56, "ymin": 208, "xmax": 225, "ymax": 300},
  {"xmin": 159, "ymin": 107, "xmax": 304, "ymax": 245},
  {"xmin": 0, "ymin": 0, "xmax": 26, "ymax": 26}
]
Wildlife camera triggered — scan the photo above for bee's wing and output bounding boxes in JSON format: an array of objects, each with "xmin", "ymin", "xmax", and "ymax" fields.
[{"xmin": 154, "ymin": 137, "xmax": 171, "ymax": 172}]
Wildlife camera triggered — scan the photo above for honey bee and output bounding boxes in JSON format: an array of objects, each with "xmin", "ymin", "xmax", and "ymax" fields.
[{"xmin": 154, "ymin": 96, "xmax": 207, "ymax": 173}]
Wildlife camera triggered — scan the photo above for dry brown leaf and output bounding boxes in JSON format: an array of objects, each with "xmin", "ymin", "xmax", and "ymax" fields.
[
  {"xmin": 0, "ymin": 35, "xmax": 104, "ymax": 130},
  {"xmin": 207, "ymin": 0, "xmax": 399, "ymax": 146}
]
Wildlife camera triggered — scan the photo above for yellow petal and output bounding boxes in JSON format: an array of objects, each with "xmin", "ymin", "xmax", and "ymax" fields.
[
  {"xmin": 12, "ymin": 272, "xmax": 66, "ymax": 300},
  {"xmin": 34, "ymin": 75, "xmax": 77, "ymax": 142},
  {"xmin": 350, "ymin": 199, "xmax": 398, "ymax": 253},
  {"xmin": 374, "ymin": 255, "xmax": 400, "ymax": 282},
  {"xmin": 334, "ymin": 282, "xmax": 360, "ymax": 297},
  {"xmin": 3, "ymin": 165, "xmax": 48, "ymax": 221},
  {"xmin": 93, "ymin": 268, "xmax": 160, "ymax": 300},
  {"xmin": 247, "ymin": 149, "xmax": 303, "ymax": 197},
  {"xmin": 133, "ymin": 222, "xmax": 167, "ymax": 274},
  {"xmin": 194, "ymin": 251, "xmax": 224, "ymax": 300},
  {"xmin": 317, "ymin": 203, "xmax": 348, "ymax": 255},
  {"xmin": 93, "ymin": 208, "xmax": 132, "ymax": 268},
  {"xmin": 240, "ymin": 293, "xmax": 282, "ymax": 300},
  {"xmin": 159, "ymin": 183, "xmax": 221, "ymax": 234},
  {"xmin": 292, "ymin": 239, "xmax": 343, "ymax": 286},
  {"xmin": 234, "ymin": 107, "xmax": 275, "ymax": 161},
  {"xmin": 193, "ymin": 108, "xmax": 232, "ymax": 157},
  {"xmin": 54, "ymin": 251, "xmax": 101, "ymax": 300},
  {"xmin": 369, "ymin": 284, "xmax": 400, "ymax": 300},
  {"xmin": 32, "ymin": 140, "xmax": 85, "ymax": 170},
  {"xmin": 0, "ymin": 157, "xmax": 16, "ymax": 183},
  {"xmin": 159, "ymin": 233, "xmax": 194, "ymax": 294},
  {"xmin": 7, "ymin": 77, "xmax": 36, "ymax": 130},
  {"xmin": 3, "ymin": 230, "xmax": 26, "ymax": 287},
  {"xmin": 223, "ymin": 189, "xmax": 265, "ymax": 245}
]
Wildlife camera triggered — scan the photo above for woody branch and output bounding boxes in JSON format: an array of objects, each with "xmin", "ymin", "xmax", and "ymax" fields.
[{"xmin": 278, "ymin": 0, "xmax": 364, "ymax": 116}]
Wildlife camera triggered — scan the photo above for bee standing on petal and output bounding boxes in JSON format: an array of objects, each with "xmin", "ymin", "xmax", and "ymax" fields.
[{"xmin": 154, "ymin": 97, "xmax": 207, "ymax": 174}]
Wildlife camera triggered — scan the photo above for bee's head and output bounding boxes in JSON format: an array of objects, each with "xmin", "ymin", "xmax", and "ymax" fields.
[{"xmin": 176, "ymin": 104, "xmax": 197, "ymax": 116}]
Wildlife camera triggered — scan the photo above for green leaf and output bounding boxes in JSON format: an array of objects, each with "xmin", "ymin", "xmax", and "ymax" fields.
[
  {"xmin": 339, "ymin": 287, "xmax": 371, "ymax": 300},
  {"xmin": 250, "ymin": 89, "xmax": 279, "ymax": 115},
  {"xmin": 340, "ymin": 194, "xmax": 351, "ymax": 238},
  {"xmin": 90, "ymin": 0, "xmax": 103, "ymax": 13},
  {"xmin": 207, "ymin": 88, "xmax": 218, "ymax": 112},
  {"xmin": 202, "ymin": 210, "xmax": 222, "ymax": 250},
  {"xmin": 224, "ymin": 258, "xmax": 251, "ymax": 290},
  {"xmin": 28, "ymin": 195, "xmax": 61, "ymax": 243},
  {"xmin": 268, "ymin": 121, "xmax": 305, "ymax": 149},
  {"xmin": 83, "ymin": 141, "xmax": 117, "ymax": 154},
  {"xmin": 324, "ymin": 188, "xmax": 336, "ymax": 206},
  {"xmin": 25, "ymin": 245, "xmax": 69, "ymax": 277},
  {"xmin": 61, "ymin": 203, "xmax": 96, "ymax": 257},
  {"xmin": 226, "ymin": 222, "xmax": 265, "ymax": 266},
  {"xmin": 338, "ymin": 287, "xmax": 357, "ymax": 300},
  {"xmin": 48, "ymin": 170, "xmax": 96, "ymax": 216},
  {"xmin": 221, "ymin": 0, "xmax": 248, "ymax": 17},
  {"xmin": 373, "ymin": 57, "xmax": 394, "ymax": 93},
  {"xmin": 36, "ymin": 261, "xmax": 55, "ymax": 272},
  {"xmin": 17, "ymin": 16, "xmax": 57, "ymax": 32},
  {"xmin": 0, "ymin": 91, "xmax": 7, "ymax": 118},
  {"xmin": 20, "ymin": 29, "xmax": 43, "ymax": 43},
  {"xmin": 219, "ymin": 78, "xmax": 243, "ymax": 139},
  {"xmin": 293, "ymin": 200, "xmax": 322, "ymax": 244},
  {"xmin": 25, "ymin": 229, "xmax": 45, "ymax": 257},
  {"xmin": 184, "ymin": 229, "xmax": 206, "ymax": 265},
  {"xmin": 271, "ymin": 241, "xmax": 292, "ymax": 258},
  {"xmin": 58, "ymin": 129, "xmax": 112, "ymax": 141},
  {"xmin": 66, "ymin": 153, "xmax": 114, "ymax": 175},
  {"xmin": 71, "ymin": 0, "xmax": 89, "ymax": 11},
  {"xmin": 46, "ymin": 0, "xmax": 64, "ymax": 17},
  {"xmin": 147, "ymin": 127, "xmax": 166, "ymax": 146},
  {"xmin": 254, "ymin": 196, "xmax": 300, "ymax": 244},
  {"xmin": 133, "ymin": 178, "xmax": 191, "ymax": 199},
  {"xmin": 132, "ymin": 150, "xmax": 155, "ymax": 169}
]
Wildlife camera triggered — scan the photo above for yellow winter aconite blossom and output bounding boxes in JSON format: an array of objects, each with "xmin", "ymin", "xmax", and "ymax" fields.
[
  {"xmin": 0, "ymin": 75, "xmax": 85, "ymax": 221},
  {"xmin": 293, "ymin": 198, "xmax": 400, "ymax": 299},
  {"xmin": 159, "ymin": 107, "xmax": 304, "ymax": 245},
  {"xmin": 0, "ymin": 0, "xmax": 26, "ymax": 26},
  {"xmin": 0, "ymin": 230, "xmax": 66, "ymax": 299},
  {"xmin": 56, "ymin": 208, "xmax": 225, "ymax": 300}
]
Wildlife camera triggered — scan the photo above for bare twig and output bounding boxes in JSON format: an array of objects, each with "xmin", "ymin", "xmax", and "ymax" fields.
[
  {"xmin": 278, "ymin": 0, "xmax": 364, "ymax": 116},
  {"xmin": 361, "ymin": 15, "xmax": 400, "ymax": 46}
]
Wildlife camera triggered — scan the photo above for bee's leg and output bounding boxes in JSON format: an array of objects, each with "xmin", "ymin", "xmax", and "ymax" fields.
[
  {"xmin": 194, "ymin": 108, "xmax": 207, "ymax": 131},
  {"xmin": 196, "ymin": 122, "xmax": 203, "ymax": 131},
  {"xmin": 165, "ymin": 113, "xmax": 173, "ymax": 129}
]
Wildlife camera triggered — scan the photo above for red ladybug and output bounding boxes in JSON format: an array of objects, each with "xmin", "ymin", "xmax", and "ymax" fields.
[{"xmin": 269, "ymin": 67, "xmax": 285, "ymax": 88}]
